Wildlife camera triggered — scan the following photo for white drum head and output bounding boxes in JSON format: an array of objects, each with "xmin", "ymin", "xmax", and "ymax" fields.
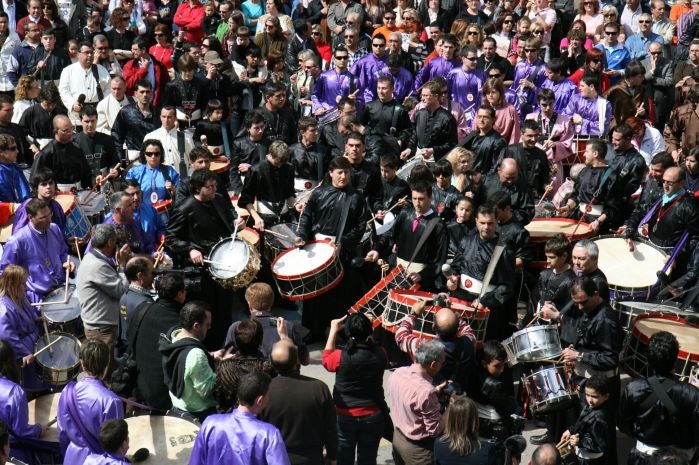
[
  {"xmin": 210, "ymin": 239, "xmax": 250, "ymax": 278},
  {"xmin": 125, "ymin": 415, "xmax": 199, "ymax": 464},
  {"xmin": 273, "ymin": 242, "xmax": 334, "ymax": 277},
  {"xmin": 594, "ymin": 237, "xmax": 669, "ymax": 288},
  {"xmin": 77, "ymin": 190, "xmax": 106, "ymax": 215},
  {"xmin": 29, "ymin": 393, "xmax": 61, "ymax": 443},
  {"xmin": 375, "ymin": 212, "xmax": 396, "ymax": 235}
]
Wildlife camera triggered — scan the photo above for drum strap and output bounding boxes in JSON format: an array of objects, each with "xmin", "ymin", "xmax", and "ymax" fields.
[
  {"xmin": 90, "ymin": 65, "xmax": 104, "ymax": 102},
  {"xmin": 221, "ymin": 122, "xmax": 231, "ymax": 158},
  {"xmin": 390, "ymin": 104, "xmax": 401, "ymax": 136},
  {"xmin": 647, "ymin": 376, "xmax": 678, "ymax": 417},
  {"xmin": 177, "ymin": 132, "xmax": 188, "ymax": 176},
  {"xmin": 408, "ymin": 217, "xmax": 440, "ymax": 266},
  {"xmin": 126, "ymin": 300, "xmax": 154, "ymax": 358},
  {"xmin": 335, "ymin": 192, "xmax": 352, "ymax": 246}
]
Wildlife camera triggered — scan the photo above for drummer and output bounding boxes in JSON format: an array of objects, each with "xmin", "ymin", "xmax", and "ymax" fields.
[
  {"xmin": 165, "ymin": 169, "xmax": 246, "ymax": 349},
  {"xmin": 622, "ymin": 152, "xmax": 673, "ymax": 218},
  {"xmin": 620, "ymin": 166, "xmax": 699, "ymax": 255},
  {"xmin": 446, "ymin": 205, "xmax": 516, "ymax": 341},
  {"xmin": 174, "ymin": 146, "xmax": 229, "ymax": 202},
  {"xmin": 388, "ymin": 180, "xmax": 449, "ymax": 292},
  {"xmin": 0, "ymin": 199, "xmax": 75, "ymax": 303},
  {"xmin": 12, "ymin": 169, "xmax": 67, "ymax": 234},
  {"xmin": 240, "ymin": 140, "xmax": 299, "ymax": 231},
  {"xmin": 289, "ymin": 116, "xmax": 331, "ymax": 184},
  {"xmin": 557, "ymin": 139, "xmax": 624, "ymax": 235},
  {"xmin": 295, "ymin": 156, "xmax": 370, "ymax": 342},
  {"xmin": 97, "ymin": 191, "xmax": 155, "ymax": 255},
  {"xmin": 530, "ymin": 234, "xmax": 576, "ymax": 326},
  {"xmin": 57, "ymin": 340, "xmax": 124, "ymax": 464},
  {"xmin": 0, "ymin": 340, "xmax": 43, "ymax": 462},
  {"xmin": 230, "ymin": 110, "xmax": 271, "ymax": 194},
  {"xmin": 0, "ymin": 265, "xmax": 45, "ymax": 391}
]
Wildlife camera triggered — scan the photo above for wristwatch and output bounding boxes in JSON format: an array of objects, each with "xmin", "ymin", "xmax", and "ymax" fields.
[{"xmin": 576, "ymin": 352, "xmax": 584, "ymax": 362}]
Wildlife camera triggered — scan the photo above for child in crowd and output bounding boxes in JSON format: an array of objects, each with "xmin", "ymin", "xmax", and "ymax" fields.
[
  {"xmin": 432, "ymin": 159, "xmax": 460, "ymax": 221},
  {"xmin": 447, "ymin": 196, "xmax": 474, "ymax": 256},
  {"xmin": 560, "ymin": 375, "xmax": 614, "ymax": 465}
]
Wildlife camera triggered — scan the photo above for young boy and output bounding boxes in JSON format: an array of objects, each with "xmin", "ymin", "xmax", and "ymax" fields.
[
  {"xmin": 375, "ymin": 154, "xmax": 410, "ymax": 255},
  {"xmin": 560, "ymin": 375, "xmax": 614, "ymax": 465},
  {"xmin": 432, "ymin": 159, "xmax": 460, "ymax": 221},
  {"xmin": 473, "ymin": 340, "xmax": 521, "ymax": 443},
  {"xmin": 446, "ymin": 197, "xmax": 474, "ymax": 256}
]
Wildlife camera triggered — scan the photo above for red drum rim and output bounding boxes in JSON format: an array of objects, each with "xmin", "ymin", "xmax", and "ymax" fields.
[
  {"xmin": 210, "ymin": 156, "xmax": 230, "ymax": 173},
  {"xmin": 525, "ymin": 218, "xmax": 594, "ymax": 242},
  {"xmin": 387, "ymin": 288, "xmax": 490, "ymax": 320},
  {"xmin": 281, "ymin": 269, "xmax": 345, "ymax": 301},
  {"xmin": 271, "ymin": 240, "xmax": 339, "ymax": 280},
  {"xmin": 350, "ymin": 266, "xmax": 417, "ymax": 311},
  {"xmin": 238, "ymin": 227, "xmax": 260, "ymax": 247},
  {"xmin": 55, "ymin": 192, "xmax": 77, "ymax": 216},
  {"xmin": 630, "ymin": 313, "xmax": 699, "ymax": 362}
]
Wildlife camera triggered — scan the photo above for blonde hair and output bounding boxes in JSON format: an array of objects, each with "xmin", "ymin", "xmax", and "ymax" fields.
[
  {"xmin": 445, "ymin": 147, "xmax": 474, "ymax": 174},
  {"xmin": 441, "ymin": 396, "xmax": 480, "ymax": 456},
  {"xmin": 14, "ymin": 76, "xmax": 38, "ymax": 101},
  {"xmin": 0, "ymin": 265, "xmax": 29, "ymax": 299},
  {"xmin": 245, "ymin": 282, "xmax": 275, "ymax": 310}
]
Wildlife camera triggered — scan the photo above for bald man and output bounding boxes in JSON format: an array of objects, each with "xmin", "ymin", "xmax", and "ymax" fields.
[
  {"xmin": 395, "ymin": 299, "xmax": 479, "ymax": 396},
  {"xmin": 258, "ymin": 340, "xmax": 337, "ymax": 465},
  {"xmin": 31, "ymin": 115, "xmax": 93, "ymax": 189},
  {"xmin": 530, "ymin": 444, "xmax": 560, "ymax": 465},
  {"xmin": 480, "ymin": 158, "xmax": 535, "ymax": 225}
]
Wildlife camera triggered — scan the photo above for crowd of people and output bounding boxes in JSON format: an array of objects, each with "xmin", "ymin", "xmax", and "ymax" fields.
[{"xmin": 0, "ymin": 0, "xmax": 699, "ymax": 463}]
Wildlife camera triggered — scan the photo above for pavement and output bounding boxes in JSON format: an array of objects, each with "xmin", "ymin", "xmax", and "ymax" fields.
[{"xmin": 267, "ymin": 305, "xmax": 638, "ymax": 465}]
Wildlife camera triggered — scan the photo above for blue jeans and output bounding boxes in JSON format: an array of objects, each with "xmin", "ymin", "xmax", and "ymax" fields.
[{"xmin": 337, "ymin": 411, "xmax": 385, "ymax": 465}]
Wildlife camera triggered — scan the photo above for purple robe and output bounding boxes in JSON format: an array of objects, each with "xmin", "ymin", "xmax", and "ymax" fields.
[
  {"xmin": 562, "ymin": 94, "xmax": 614, "ymax": 137},
  {"xmin": 0, "ymin": 295, "xmax": 45, "ymax": 390},
  {"xmin": 376, "ymin": 66, "xmax": 414, "ymax": 102},
  {"xmin": 0, "ymin": 223, "xmax": 68, "ymax": 303},
  {"xmin": 351, "ymin": 53, "xmax": 387, "ymax": 104},
  {"xmin": 509, "ymin": 59, "xmax": 547, "ymax": 111},
  {"xmin": 57, "ymin": 378, "xmax": 124, "ymax": 465},
  {"xmin": 13, "ymin": 198, "xmax": 67, "ymax": 235},
  {"xmin": 311, "ymin": 69, "xmax": 362, "ymax": 114},
  {"xmin": 540, "ymin": 78, "xmax": 579, "ymax": 115},
  {"xmin": 0, "ymin": 376, "xmax": 42, "ymax": 453},
  {"xmin": 446, "ymin": 67, "xmax": 485, "ymax": 127},
  {"xmin": 413, "ymin": 57, "xmax": 460, "ymax": 92},
  {"xmin": 189, "ymin": 409, "xmax": 291, "ymax": 465},
  {"xmin": 84, "ymin": 452, "xmax": 130, "ymax": 464}
]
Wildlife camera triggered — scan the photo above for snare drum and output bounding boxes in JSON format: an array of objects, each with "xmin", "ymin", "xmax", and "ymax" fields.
[
  {"xmin": 34, "ymin": 332, "xmax": 81, "ymax": 386},
  {"xmin": 396, "ymin": 156, "xmax": 426, "ymax": 182},
  {"xmin": 39, "ymin": 286, "xmax": 83, "ymax": 336},
  {"xmin": 621, "ymin": 313, "xmax": 699, "ymax": 380},
  {"xmin": 374, "ymin": 212, "xmax": 396, "ymax": 236},
  {"xmin": 615, "ymin": 301, "xmax": 693, "ymax": 332},
  {"xmin": 271, "ymin": 240, "xmax": 344, "ymax": 301},
  {"xmin": 125, "ymin": 415, "xmax": 199, "ymax": 465},
  {"xmin": 689, "ymin": 365, "xmax": 699, "ymax": 387},
  {"xmin": 153, "ymin": 199, "xmax": 173, "ymax": 214},
  {"xmin": 525, "ymin": 218, "xmax": 594, "ymax": 268},
  {"xmin": 381, "ymin": 289, "xmax": 490, "ymax": 346},
  {"xmin": 502, "ymin": 325, "xmax": 562, "ymax": 366},
  {"xmin": 567, "ymin": 135, "xmax": 591, "ymax": 166},
  {"xmin": 76, "ymin": 189, "xmax": 107, "ymax": 225},
  {"xmin": 28, "ymin": 393, "xmax": 61, "ymax": 443},
  {"xmin": 207, "ymin": 237, "xmax": 261, "ymax": 290},
  {"xmin": 522, "ymin": 365, "xmax": 579, "ymax": 415},
  {"xmin": 57, "ymin": 192, "xmax": 91, "ymax": 239},
  {"xmin": 593, "ymin": 236, "xmax": 672, "ymax": 300},
  {"xmin": 349, "ymin": 266, "xmax": 418, "ymax": 324},
  {"xmin": 238, "ymin": 227, "xmax": 260, "ymax": 249},
  {"xmin": 263, "ymin": 223, "xmax": 300, "ymax": 262},
  {"xmin": 230, "ymin": 194, "xmax": 250, "ymax": 218}
]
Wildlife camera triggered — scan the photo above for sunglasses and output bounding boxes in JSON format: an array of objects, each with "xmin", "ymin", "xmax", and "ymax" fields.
[
  {"xmin": 489, "ymin": 73, "xmax": 502, "ymax": 78},
  {"xmin": 638, "ymin": 20, "xmax": 651, "ymax": 23},
  {"xmin": 464, "ymin": 56, "xmax": 477, "ymax": 61},
  {"xmin": 503, "ymin": 19, "xmax": 513, "ymax": 23},
  {"xmin": 384, "ymin": 16, "xmax": 396, "ymax": 20},
  {"xmin": 603, "ymin": 13, "xmax": 616, "ymax": 17},
  {"xmin": 468, "ymin": 31, "xmax": 479, "ymax": 35},
  {"xmin": 532, "ymin": 29, "xmax": 544, "ymax": 34},
  {"xmin": 402, "ymin": 17, "xmax": 415, "ymax": 21},
  {"xmin": 604, "ymin": 30, "xmax": 618, "ymax": 35},
  {"xmin": 145, "ymin": 151, "xmax": 161, "ymax": 157},
  {"xmin": 335, "ymin": 55, "xmax": 349, "ymax": 59},
  {"xmin": 525, "ymin": 48, "xmax": 538, "ymax": 52},
  {"xmin": 650, "ymin": 51, "xmax": 662, "ymax": 55},
  {"xmin": 311, "ymin": 31, "xmax": 321, "ymax": 36},
  {"xmin": 372, "ymin": 43, "xmax": 385, "ymax": 47}
]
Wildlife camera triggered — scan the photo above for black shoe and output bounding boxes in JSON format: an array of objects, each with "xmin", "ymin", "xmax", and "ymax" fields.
[{"xmin": 529, "ymin": 432, "xmax": 554, "ymax": 445}]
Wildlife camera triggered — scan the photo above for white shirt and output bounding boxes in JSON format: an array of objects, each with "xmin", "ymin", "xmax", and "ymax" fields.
[
  {"xmin": 2, "ymin": 0, "xmax": 16, "ymax": 33},
  {"xmin": 58, "ymin": 62, "xmax": 111, "ymax": 108},
  {"xmin": 143, "ymin": 126, "xmax": 194, "ymax": 175},
  {"xmin": 96, "ymin": 94, "xmax": 132, "ymax": 134},
  {"xmin": 0, "ymin": 31, "xmax": 20, "ymax": 92},
  {"xmin": 633, "ymin": 124, "xmax": 666, "ymax": 165}
]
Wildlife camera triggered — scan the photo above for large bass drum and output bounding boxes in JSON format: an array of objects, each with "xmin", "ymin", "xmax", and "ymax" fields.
[{"xmin": 271, "ymin": 240, "xmax": 344, "ymax": 301}]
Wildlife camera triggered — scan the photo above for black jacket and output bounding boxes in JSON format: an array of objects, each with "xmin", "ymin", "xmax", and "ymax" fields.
[
  {"xmin": 111, "ymin": 103, "xmax": 158, "ymax": 151},
  {"xmin": 290, "ymin": 141, "xmax": 330, "ymax": 181},
  {"xmin": 26, "ymin": 45, "xmax": 70, "ymax": 83},
  {"xmin": 461, "ymin": 129, "xmax": 507, "ymax": 174},
  {"xmin": 333, "ymin": 342, "xmax": 387, "ymax": 408},
  {"xmin": 480, "ymin": 173, "xmax": 535, "ymax": 225},
  {"xmin": 74, "ymin": 131, "xmax": 121, "ymax": 183},
  {"xmin": 572, "ymin": 303, "xmax": 622, "ymax": 372},
  {"xmin": 569, "ymin": 166, "xmax": 625, "ymax": 228},
  {"xmin": 349, "ymin": 158, "xmax": 384, "ymax": 213},
  {"xmin": 410, "ymin": 106, "xmax": 458, "ymax": 160},
  {"xmin": 608, "ymin": 147, "xmax": 648, "ymax": 198},
  {"xmin": 503, "ymin": 144, "xmax": 550, "ymax": 198},
  {"xmin": 259, "ymin": 105, "xmax": 299, "ymax": 145},
  {"xmin": 230, "ymin": 135, "xmax": 270, "ymax": 192},
  {"xmin": 285, "ymin": 34, "xmax": 318, "ymax": 74},
  {"xmin": 31, "ymin": 140, "xmax": 92, "ymax": 188},
  {"xmin": 159, "ymin": 330, "xmax": 215, "ymax": 399},
  {"xmin": 360, "ymin": 99, "xmax": 414, "ymax": 150},
  {"xmin": 623, "ymin": 192, "xmax": 699, "ymax": 248},
  {"xmin": 166, "ymin": 193, "xmax": 237, "ymax": 264},
  {"xmin": 239, "ymin": 159, "xmax": 296, "ymax": 220},
  {"xmin": 129, "ymin": 299, "xmax": 182, "ymax": 410}
]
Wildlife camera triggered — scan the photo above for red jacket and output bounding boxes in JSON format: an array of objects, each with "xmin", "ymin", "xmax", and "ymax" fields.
[
  {"xmin": 16, "ymin": 16, "xmax": 52, "ymax": 40},
  {"xmin": 122, "ymin": 56, "xmax": 170, "ymax": 108},
  {"xmin": 173, "ymin": 1, "xmax": 205, "ymax": 45}
]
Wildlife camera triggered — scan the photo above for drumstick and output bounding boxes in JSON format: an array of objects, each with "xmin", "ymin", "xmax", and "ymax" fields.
[
  {"xmin": 153, "ymin": 238, "xmax": 166, "ymax": 269},
  {"xmin": 40, "ymin": 311, "xmax": 52, "ymax": 353},
  {"xmin": 74, "ymin": 237, "xmax": 82, "ymax": 262},
  {"xmin": 203, "ymin": 259, "xmax": 237, "ymax": 270},
  {"xmin": 264, "ymin": 228, "xmax": 291, "ymax": 240},
  {"xmin": 536, "ymin": 183, "xmax": 554, "ymax": 207},
  {"xmin": 33, "ymin": 335, "xmax": 63, "ymax": 357},
  {"xmin": 366, "ymin": 196, "xmax": 408, "ymax": 225},
  {"xmin": 228, "ymin": 221, "xmax": 240, "ymax": 253},
  {"xmin": 555, "ymin": 438, "xmax": 570, "ymax": 450},
  {"xmin": 45, "ymin": 417, "xmax": 58, "ymax": 428}
]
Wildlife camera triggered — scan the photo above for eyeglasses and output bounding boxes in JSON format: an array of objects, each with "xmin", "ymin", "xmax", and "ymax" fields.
[
  {"xmin": 489, "ymin": 73, "xmax": 502, "ymax": 78},
  {"xmin": 311, "ymin": 32, "xmax": 321, "ymax": 36},
  {"xmin": 503, "ymin": 19, "xmax": 513, "ymax": 23},
  {"xmin": 335, "ymin": 55, "xmax": 348, "ymax": 60},
  {"xmin": 384, "ymin": 16, "xmax": 396, "ymax": 20},
  {"xmin": 464, "ymin": 56, "xmax": 477, "ymax": 61},
  {"xmin": 145, "ymin": 151, "xmax": 161, "ymax": 157},
  {"xmin": 650, "ymin": 51, "xmax": 662, "ymax": 55},
  {"xmin": 604, "ymin": 30, "xmax": 618, "ymax": 35},
  {"xmin": 372, "ymin": 42, "xmax": 385, "ymax": 47},
  {"xmin": 79, "ymin": 50, "xmax": 94, "ymax": 55}
]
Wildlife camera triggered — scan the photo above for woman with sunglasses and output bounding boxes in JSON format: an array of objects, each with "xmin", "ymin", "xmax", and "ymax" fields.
[
  {"xmin": 40, "ymin": 1, "xmax": 68, "ymax": 48},
  {"xmin": 492, "ymin": 13, "xmax": 517, "ymax": 59},
  {"xmin": 575, "ymin": 0, "xmax": 603, "ymax": 37},
  {"xmin": 255, "ymin": 0, "xmax": 293, "ymax": 37},
  {"xmin": 150, "ymin": 23, "xmax": 175, "ymax": 71},
  {"xmin": 125, "ymin": 139, "xmax": 180, "ymax": 213},
  {"xmin": 568, "ymin": 48, "xmax": 610, "ymax": 93},
  {"xmin": 594, "ymin": 6, "xmax": 625, "ymax": 43},
  {"xmin": 254, "ymin": 15, "xmax": 288, "ymax": 58},
  {"xmin": 106, "ymin": 7, "xmax": 137, "ymax": 66}
]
